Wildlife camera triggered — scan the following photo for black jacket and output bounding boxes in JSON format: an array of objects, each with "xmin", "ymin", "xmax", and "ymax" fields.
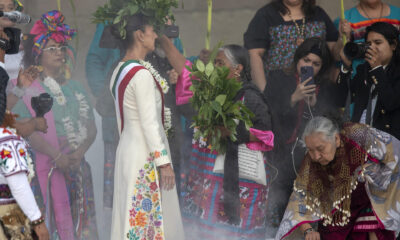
[
  {"xmin": 337, "ymin": 61, "xmax": 400, "ymax": 140},
  {"xmin": 0, "ymin": 66, "xmax": 9, "ymax": 123}
]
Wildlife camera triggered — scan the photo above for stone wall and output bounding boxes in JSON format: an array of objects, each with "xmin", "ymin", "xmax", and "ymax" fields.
[{"xmin": 21, "ymin": 0, "xmax": 399, "ymax": 86}]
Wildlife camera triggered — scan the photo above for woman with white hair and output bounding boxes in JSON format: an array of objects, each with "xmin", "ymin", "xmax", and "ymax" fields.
[{"xmin": 275, "ymin": 116, "xmax": 400, "ymax": 240}]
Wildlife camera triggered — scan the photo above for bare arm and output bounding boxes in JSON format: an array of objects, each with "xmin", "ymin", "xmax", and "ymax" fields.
[
  {"xmin": 28, "ymin": 132, "xmax": 60, "ymax": 159},
  {"xmin": 14, "ymin": 117, "xmax": 47, "ymax": 138},
  {"xmin": 7, "ymin": 93, "xmax": 18, "ymax": 110},
  {"xmin": 158, "ymin": 35, "xmax": 186, "ymax": 75},
  {"xmin": 249, "ymin": 48, "xmax": 267, "ymax": 92}
]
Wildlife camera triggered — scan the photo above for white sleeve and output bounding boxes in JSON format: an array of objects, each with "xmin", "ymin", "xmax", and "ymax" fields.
[
  {"xmin": 6, "ymin": 173, "xmax": 42, "ymax": 221},
  {"xmin": 132, "ymin": 69, "xmax": 171, "ymax": 167},
  {"xmin": 0, "ymin": 138, "xmax": 30, "ymax": 177}
]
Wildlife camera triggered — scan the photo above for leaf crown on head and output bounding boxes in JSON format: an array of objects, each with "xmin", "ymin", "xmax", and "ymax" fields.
[{"xmin": 93, "ymin": 0, "xmax": 178, "ymax": 39}]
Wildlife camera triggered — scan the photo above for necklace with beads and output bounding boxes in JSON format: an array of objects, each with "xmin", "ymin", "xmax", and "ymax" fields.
[
  {"xmin": 288, "ymin": 12, "xmax": 306, "ymax": 46},
  {"xmin": 359, "ymin": 2, "xmax": 384, "ymax": 20}
]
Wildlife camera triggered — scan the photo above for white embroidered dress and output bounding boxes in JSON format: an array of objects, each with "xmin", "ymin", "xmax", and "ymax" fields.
[{"xmin": 109, "ymin": 61, "xmax": 184, "ymax": 240}]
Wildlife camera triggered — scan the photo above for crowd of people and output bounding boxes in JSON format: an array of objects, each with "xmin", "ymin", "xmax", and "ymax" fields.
[{"xmin": 0, "ymin": 0, "xmax": 397, "ymax": 240}]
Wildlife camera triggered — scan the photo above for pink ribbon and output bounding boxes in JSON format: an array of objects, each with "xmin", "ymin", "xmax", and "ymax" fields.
[{"xmin": 246, "ymin": 128, "xmax": 274, "ymax": 151}]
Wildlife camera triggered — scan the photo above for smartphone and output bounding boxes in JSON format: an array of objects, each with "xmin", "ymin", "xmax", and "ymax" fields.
[
  {"xmin": 162, "ymin": 25, "xmax": 179, "ymax": 38},
  {"xmin": 300, "ymin": 66, "xmax": 314, "ymax": 86}
]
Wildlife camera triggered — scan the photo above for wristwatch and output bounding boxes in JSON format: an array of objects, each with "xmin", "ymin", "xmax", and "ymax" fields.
[{"xmin": 11, "ymin": 85, "xmax": 26, "ymax": 98}]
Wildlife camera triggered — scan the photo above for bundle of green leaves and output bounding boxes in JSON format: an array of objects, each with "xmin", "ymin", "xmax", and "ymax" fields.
[
  {"xmin": 188, "ymin": 59, "xmax": 254, "ymax": 153},
  {"xmin": 93, "ymin": 0, "xmax": 178, "ymax": 39}
]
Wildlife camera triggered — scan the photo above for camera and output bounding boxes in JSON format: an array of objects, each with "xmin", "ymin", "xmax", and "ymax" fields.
[
  {"xmin": 344, "ymin": 42, "xmax": 371, "ymax": 60},
  {"xmin": 0, "ymin": 27, "xmax": 21, "ymax": 54},
  {"xmin": 162, "ymin": 25, "xmax": 179, "ymax": 39}
]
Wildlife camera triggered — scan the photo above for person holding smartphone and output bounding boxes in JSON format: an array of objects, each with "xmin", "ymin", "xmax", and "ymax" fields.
[{"xmin": 265, "ymin": 37, "xmax": 338, "ymax": 227}]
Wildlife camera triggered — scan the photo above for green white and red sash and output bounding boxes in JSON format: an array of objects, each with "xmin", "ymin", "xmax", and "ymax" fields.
[{"xmin": 111, "ymin": 60, "xmax": 165, "ymax": 132}]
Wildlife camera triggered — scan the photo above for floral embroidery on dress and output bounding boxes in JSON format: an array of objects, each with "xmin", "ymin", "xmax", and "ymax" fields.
[
  {"xmin": 126, "ymin": 156, "xmax": 164, "ymax": 240},
  {"xmin": 150, "ymin": 149, "xmax": 168, "ymax": 160},
  {"xmin": 266, "ymin": 21, "xmax": 326, "ymax": 71}
]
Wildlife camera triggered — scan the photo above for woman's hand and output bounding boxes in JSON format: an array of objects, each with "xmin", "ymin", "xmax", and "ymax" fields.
[
  {"xmin": 217, "ymin": 126, "xmax": 231, "ymax": 138},
  {"xmin": 365, "ymin": 46, "xmax": 383, "ymax": 69},
  {"xmin": 339, "ymin": 48, "xmax": 353, "ymax": 70},
  {"xmin": 54, "ymin": 153, "xmax": 70, "ymax": 172},
  {"xmin": 167, "ymin": 69, "xmax": 178, "ymax": 84},
  {"xmin": 305, "ymin": 93, "xmax": 317, "ymax": 107},
  {"xmin": 339, "ymin": 19, "xmax": 351, "ymax": 41},
  {"xmin": 290, "ymin": 77, "xmax": 316, "ymax": 107},
  {"xmin": 17, "ymin": 66, "xmax": 40, "ymax": 88},
  {"xmin": 33, "ymin": 117, "xmax": 48, "ymax": 133},
  {"xmin": 249, "ymin": 133, "xmax": 260, "ymax": 142},
  {"xmin": 33, "ymin": 222, "xmax": 50, "ymax": 240},
  {"xmin": 305, "ymin": 231, "xmax": 320, "ymax": 240},
  {"xmin": 159, "ymin": 164, "xmax": 175, "ymax": 191},
  {"xmin": 68, "ymin": 149, "xmax": 84, "ymax": 171},
  {"xmin": 199, "ymin": 49, "xmax": 211, "ymax": 64}
]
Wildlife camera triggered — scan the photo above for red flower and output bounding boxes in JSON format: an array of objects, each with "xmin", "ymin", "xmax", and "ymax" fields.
[
  {"xmin": 0, "ymin": 149, "xmax": 11, "ymax": 160},
  {"xmin": 19, "ymin": 149, "xmax": 26, "ymax": 157},
  {"xmin": 150, "ymin": 182, "xmax": 158, "ymax": 191}
]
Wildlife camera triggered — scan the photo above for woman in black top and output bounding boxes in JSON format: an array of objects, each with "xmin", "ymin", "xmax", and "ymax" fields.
[
  {"xmin": 338, "ymin": 22, "xmax": 400, "ymax": 140},
  {"xmin": 265, "ymin": 37, "xmax": 338, "ymax": 227},
  {"xmin": 244, "ymin": 0, "xmax": 338, "ymax": 91}
]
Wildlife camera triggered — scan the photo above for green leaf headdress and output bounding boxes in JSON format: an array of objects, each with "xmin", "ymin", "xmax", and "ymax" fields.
[{"xmin": 93, "ymin": 0, "xmax": 178, "ymax": 39}]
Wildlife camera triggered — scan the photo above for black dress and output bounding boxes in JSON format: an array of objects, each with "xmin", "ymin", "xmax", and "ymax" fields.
[{"xmin": 264, "ymin": 69, "xmax": 339, "ymax": 225}]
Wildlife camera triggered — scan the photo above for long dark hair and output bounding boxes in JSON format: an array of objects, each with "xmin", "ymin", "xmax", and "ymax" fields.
[
  {"xmin": 110, "ymin": 13, "xmax": 151, "ymax": 51},
  {"xmin": 288, "ymin": 37, "xmax": 333, "ymax": 83},
  {"xmin": 365, "ymin": 22, "xmax": 400, "ymax": 65},
  {"xmin": 271, "ymin": 0, "xmax": 316, "ymax": 18},
  {"xmin": 220, "ymin": 44, "xmax": 252, "ymax": 82}
]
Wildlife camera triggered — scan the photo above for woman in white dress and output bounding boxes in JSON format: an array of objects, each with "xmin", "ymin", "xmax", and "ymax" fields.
[{"xmin": 109, "ymin": 13, "xmax": 184, "ymax": 240}]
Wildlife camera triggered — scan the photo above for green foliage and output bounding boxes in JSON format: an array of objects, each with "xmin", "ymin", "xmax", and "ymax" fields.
[
  {"xmin": 189, "ymin": 45, "xmax": 254, "ymax": 153},
  {"xmin": 93, "ymin": 0, "xmax": 178, "ymax": 39}
]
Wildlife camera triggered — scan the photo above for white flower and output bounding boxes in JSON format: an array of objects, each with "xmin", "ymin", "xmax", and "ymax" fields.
[
  {"xmin": 139, "ymin": 60, "xmax": 169, "ymax": 94},
  {"xmin": 61, "ymin": 93, "xmax": 90, "ymax": 150},
  {"xmin": 43, "ymin": 76, "xmax": 67, "ymax": 106}
]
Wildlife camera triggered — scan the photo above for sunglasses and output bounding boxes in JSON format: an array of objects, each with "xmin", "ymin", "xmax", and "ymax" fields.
[{"xmin": 42, "ymin": 46, "xmax": 68, "ymax": 54}]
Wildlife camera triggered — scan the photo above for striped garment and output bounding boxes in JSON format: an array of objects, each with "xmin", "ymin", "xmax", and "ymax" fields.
[
  {"xmin": 181, "ymin": 141, "xmax": 271, "ymax": 240},
  {"xmin": 111, "ymin": 60, "xmax": 144, "ymax": 132}
]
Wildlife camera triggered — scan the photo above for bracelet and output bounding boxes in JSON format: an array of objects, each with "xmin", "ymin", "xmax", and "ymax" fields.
[
  {"xmin": 31, "ymin": 216, "xmax": 44, "ymax": 227},
  {"xmin": 304, "ymin": 227, "xmax": 314, "ymax": 237},
  {"xmin": 53, "ymin": 152, "xmax": 62, "ymax": 162}
]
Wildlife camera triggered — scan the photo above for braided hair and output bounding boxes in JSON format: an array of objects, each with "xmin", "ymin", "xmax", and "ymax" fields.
[{"xmin": 219, "ymin": 44, "xmax": 252, "ymax": 82}]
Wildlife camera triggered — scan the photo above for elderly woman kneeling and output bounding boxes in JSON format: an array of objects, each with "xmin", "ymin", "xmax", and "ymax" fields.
[{"xmin": 275, "ymin": 116, "xmax": 400, "ymax": 240}]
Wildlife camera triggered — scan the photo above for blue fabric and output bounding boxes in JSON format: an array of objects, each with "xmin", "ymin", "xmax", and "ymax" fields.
[
  {"xmin": 334, "ymin": 4, "xmax": 400, "ymax": 77},
  {"xmin": 85, "ymin": 23, "xmax": 121, "ymax": 98}
]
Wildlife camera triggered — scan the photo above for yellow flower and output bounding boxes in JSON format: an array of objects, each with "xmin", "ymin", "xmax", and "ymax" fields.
[{"xmin": 149, "ymin": 169, "xmax": 156, "ymax": 182}]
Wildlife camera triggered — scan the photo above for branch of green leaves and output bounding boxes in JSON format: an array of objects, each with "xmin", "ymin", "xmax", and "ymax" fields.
[
  {"xmin": 188, "ymin": 43, "xmax": 254, "ymax": 153},
  {"xmin": 92, "ymin": 0, "xmax": 178, "ymax": 39}
]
